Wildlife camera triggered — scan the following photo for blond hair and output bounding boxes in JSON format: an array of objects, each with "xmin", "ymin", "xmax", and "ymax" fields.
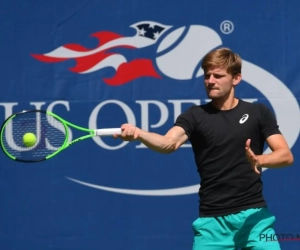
[{"xmin": 201, "ymin": 47, "xmax": 242, "ymax": 76}]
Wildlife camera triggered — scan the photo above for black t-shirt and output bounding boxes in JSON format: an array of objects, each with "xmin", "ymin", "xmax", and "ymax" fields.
[{"xmin": 174, "ymin": 99, "xmax": 281, "ymax": 217}]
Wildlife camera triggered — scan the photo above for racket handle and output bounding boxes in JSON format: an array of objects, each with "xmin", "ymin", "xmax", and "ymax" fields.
[{"xmin": 95, "ymin": 128, "xmax": 122, "ymax": 136}]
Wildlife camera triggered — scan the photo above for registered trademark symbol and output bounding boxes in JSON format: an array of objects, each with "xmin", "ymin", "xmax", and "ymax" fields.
[{"xmin": 220, "ymin": 20, "xmax": 234, "ymax": 34}]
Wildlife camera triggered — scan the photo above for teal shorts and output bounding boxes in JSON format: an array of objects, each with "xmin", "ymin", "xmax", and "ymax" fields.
[{"xmin": 192, "ymin": 207, "xmax": 281, "ymax": 250}]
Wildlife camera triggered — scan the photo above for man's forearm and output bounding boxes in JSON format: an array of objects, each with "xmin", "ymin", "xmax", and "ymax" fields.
[
  {"xmin": 138, "ymin": 130, "xmax": 178, "ymax": 154},
  {"xmin": 258, "ymin": 148, "xmax": 294, "ymax": 168}
]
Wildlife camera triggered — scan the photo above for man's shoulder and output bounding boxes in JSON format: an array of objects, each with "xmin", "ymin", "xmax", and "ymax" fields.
[
  {"xmin": 238, "ymin": 99, "xmax": 264, "ymax": 110},
  {"xmin": 239, "ymin": 99, "xmax": 273, "ymax": 111}
]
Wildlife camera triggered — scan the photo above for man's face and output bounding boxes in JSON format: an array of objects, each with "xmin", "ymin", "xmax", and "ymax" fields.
[{"xmin": 204, "ymin": 66, "xmax": 240, "ymax": 99}]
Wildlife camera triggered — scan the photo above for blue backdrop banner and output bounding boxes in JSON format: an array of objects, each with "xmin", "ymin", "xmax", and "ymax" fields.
[{"xmin": 0, "ymin": 0, "xmax": 299, "ymax": 249}]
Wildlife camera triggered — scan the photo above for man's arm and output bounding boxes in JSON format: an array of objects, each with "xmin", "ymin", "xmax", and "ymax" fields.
[
  {"xmin": 115, "ymin": 124, "xmax": 188, "ymax": 154},
  {"xmin": 245, "ymin": 134, "xmax": 294, "ymax": 173},
  {"xmin": 257, "ymin": 134, "xmax": 294, "ymax": 167}
]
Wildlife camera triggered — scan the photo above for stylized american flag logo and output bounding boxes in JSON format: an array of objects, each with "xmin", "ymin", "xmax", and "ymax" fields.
[{"xmin": 31, "ymin": 21, "xmax": 172, "ymax": 86}]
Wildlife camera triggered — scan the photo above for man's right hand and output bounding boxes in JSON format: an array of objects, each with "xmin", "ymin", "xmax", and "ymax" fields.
[{"xmin": 114, "ymin": 124, "xmax": 141, "ymax": 141}]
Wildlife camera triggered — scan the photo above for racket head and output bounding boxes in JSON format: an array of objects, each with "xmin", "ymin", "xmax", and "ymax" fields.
[{"xmin": 0, "ymin": 110, "xmax": 69, "ymax": 162}]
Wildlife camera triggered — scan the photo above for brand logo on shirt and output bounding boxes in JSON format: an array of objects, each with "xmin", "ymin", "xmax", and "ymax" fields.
[{"xmin": 239, "ymin": 114, "xmax": 249, "ymax": 124}]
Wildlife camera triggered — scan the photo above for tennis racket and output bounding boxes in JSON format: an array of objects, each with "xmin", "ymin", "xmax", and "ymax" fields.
[{"xmin": 0, "ymin": 110, "xmax": 122, "ymax": 163}]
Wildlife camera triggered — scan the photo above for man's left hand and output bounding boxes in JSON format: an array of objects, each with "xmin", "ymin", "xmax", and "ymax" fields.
[{"xmin": 245, "ymin": 139, "xmax": 261, "ymax": 174}]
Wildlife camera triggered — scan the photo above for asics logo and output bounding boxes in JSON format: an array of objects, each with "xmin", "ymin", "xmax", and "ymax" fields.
[{"xmin": 239, "ymin": 114, "xmax": 249, "ymax": 124}]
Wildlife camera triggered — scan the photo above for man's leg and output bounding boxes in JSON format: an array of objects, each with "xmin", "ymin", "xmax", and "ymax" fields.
[
  {"xmin": 192, "ymin": 216, "xmax": 238, "ymax": 250},
  {"xmin": 237, "ymin": 207, "xmax": 281, "ymax": 250}
]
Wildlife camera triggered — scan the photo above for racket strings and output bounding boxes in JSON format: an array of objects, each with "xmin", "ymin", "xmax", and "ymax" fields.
[{"xmin": 1, "ymin": 111, "xmax": 67, "ymax": 161}]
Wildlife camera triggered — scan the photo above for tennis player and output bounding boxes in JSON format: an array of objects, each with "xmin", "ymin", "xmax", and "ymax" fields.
[{"xmin": 116, "ymin": 47, "xmax": 293, "ymax": 250}]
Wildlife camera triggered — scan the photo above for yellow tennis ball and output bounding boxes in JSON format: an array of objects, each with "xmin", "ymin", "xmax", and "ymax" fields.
[{"xmin": 23, "ymin": 132, "xmax": 37, "ymax": 147}]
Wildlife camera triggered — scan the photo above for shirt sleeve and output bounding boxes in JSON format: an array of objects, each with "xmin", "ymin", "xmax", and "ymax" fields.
[
  {"xmin": 174, "ymin": 107, "xmax": 197, "ymax": 139},
  {"xmin": 259, "ymin": 103, "xmax": 281, "ymax": 139}
]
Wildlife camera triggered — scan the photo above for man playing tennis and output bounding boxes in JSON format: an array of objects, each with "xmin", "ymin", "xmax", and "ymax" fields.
[{"xmin": 116, "ymin": 47, "xmax": 293, "ymax": 250}]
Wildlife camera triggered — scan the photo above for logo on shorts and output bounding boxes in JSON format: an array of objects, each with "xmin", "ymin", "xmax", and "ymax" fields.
[{"xmin": 239, "ymin": 114, "xmax": 249, "ymax": 124}]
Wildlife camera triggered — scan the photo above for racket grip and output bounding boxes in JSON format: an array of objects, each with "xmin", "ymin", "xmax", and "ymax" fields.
[{"xmin": 95, "ymin": 128, "xmax": 122, "ymax": 136}]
